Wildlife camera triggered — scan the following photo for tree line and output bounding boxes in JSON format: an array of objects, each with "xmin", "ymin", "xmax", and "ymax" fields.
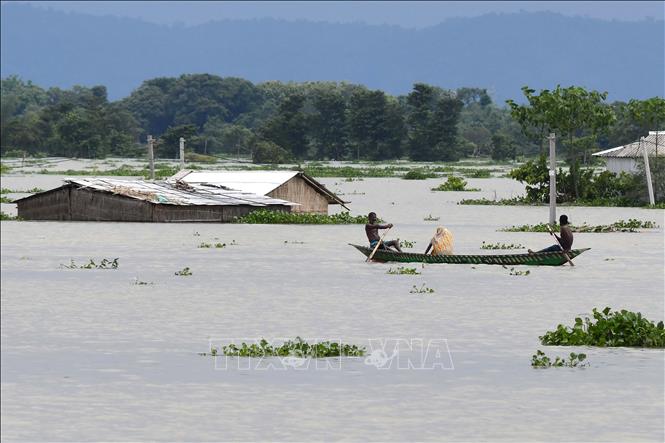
[{"xmin": 1, "ymin": 74, "xmax": 663, "ymax": 164}]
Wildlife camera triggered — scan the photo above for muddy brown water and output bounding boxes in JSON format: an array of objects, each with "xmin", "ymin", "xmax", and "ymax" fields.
[{"xmin": 1, "ymin": 173, "xmax": 664, "ymax": 441}]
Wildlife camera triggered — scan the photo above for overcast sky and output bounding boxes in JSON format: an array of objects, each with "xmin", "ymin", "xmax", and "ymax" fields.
[{"xmin": 12, "ymin": 1, "xmax": 665, "ymax": 27}]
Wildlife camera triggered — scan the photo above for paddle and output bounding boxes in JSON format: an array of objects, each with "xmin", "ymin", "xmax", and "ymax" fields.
[
  {"xmin": 547, "ymin": 224, "xmax": 574, "ymax": 266},
  {"xmin": 366, "ymin": 227, "xmax": 392, "ymax": 262}
]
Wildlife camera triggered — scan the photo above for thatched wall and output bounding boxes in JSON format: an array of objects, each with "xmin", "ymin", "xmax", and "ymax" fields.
[{"xmin": 268, "ymin": 175, "xmax": 328, "ymax": 214}]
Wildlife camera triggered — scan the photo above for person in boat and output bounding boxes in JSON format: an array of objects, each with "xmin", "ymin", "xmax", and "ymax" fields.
[
  {"xmin": 424, "ymin": 226, "xmax": 454, "ymax": 255},
  {"xmin": 529, "ymin": 214, "xmax": 574, "ymax": 253},
  {"xmin": 366, "ymin": 212, "xmax": 402, "ymax": 252}
]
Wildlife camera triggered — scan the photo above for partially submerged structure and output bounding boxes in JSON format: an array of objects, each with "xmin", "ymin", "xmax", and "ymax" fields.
[
  {"xmin": 593, "ymin": 131, "xmax": 664, "ymax": 174},
  {"xmin": 170, "ymin": 170, "xmax": 347, "ymax": 214},
  {"xmin": 14, "ymin": 178, "xmax": 294, "ymax": 222}
]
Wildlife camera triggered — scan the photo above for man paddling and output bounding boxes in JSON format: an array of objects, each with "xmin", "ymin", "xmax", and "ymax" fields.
[
  {"xmin": 366, "ymin": 212, "xmax": 402, "ymax": 252},
  {"xmin": 529, "ymin": 214, "xmax": 574, "ymax": 253}
]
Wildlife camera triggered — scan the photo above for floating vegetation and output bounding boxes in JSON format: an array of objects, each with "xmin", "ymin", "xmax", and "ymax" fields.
[
  {"xmin": 387, "ymin": 266, "xmax": 421, "ymax": 275},
  {"xmin": 61, "ymin": 258, "xmax": 119, "ymax": 269},
  {"xmin": 193, "ymin": 231, "xmax": 201, "ymax": 237},
  {"xmin": 431, "ymin": 176, "xmax": 480, "ymax": 192},
  {"xmin": 540, "ymin": 307, "xmax": 665, "ymax": 348},
  {"xmin": 531, "ymin": 350, "xmax": 588, "ymax": 368},
  {"xmin": 399, "ymin": 240, "xmax": 416, "ymax": 248},
  {"xmin": 202, "ymin": 337, "xmax": 366, "ymax": 358},
  {"xmin": 403, "ymin": 169, "xmax": 437, "ymax": 180},
  {"xmin": 459, "ymin": 197, "xmax": 530, "ymax": 206},
  {"xmin": 343, "ymin": 177, "xmax": 364, "ymax": 182},
  {"xmin": 133, "ymin": 278, "xmax": 154, "ymax": 285},
  {"xmin": 175, "ymin": 267, "xmax": 193, "ymax": 276},
  {"xmin": 37, "ymin": 165, "xmax": 179, "ymax": 179},
  {"xmin": 500, "ymin": 219, "xmax": 658, "ymax": 233},
  {"xmin": 198, "ymin": 242, "xmax": 226, "ymax": 248},
  {"xmin": 284, "ymin": 240, "xmax": 305, "ymax": 244},
  {"xmin": 459, "ymin": 168, "xmax": 492, "ymax": 178},
  {"xmin": 410, "ymin": 284, "xmax": 435, "ymax": 294},
  {"xmin": 505, "ymin": 266, "xmax": 530, "ymax": 276},
  {"xmin": 234, "ymin": 209, "xmax": 368, "ymax": 224},
  {"xmin": 481, "ymin": 241, "xmax": 525, "ymax": 250},
  {"xmin": 423, "ymin": 214, "xmax": 440, "ymax": 221}
]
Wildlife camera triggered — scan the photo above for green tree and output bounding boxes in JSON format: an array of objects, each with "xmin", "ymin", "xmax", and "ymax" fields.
[
  {"xmin": 491, "ymin": 133, "xmax": 516, "ymax": 161},
  {"xmin": 158, "ymin": 124, "xmax": 198, "ymax": 158},
  {"xmin": 507, "ymin": 85, "xmax": 615, "ymax": 198},
  {"xmin": 259, "ymin": 93, "xmax": 308, "ymax": 159},
  {"xmin": 309, "ymin": 90, "xmax": 348, "ymax": 160}
]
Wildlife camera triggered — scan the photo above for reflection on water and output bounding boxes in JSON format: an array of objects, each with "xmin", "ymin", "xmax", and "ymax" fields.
[{"xmin": 1, "ymin": 175, "xmax": 663, "ymax": 441}]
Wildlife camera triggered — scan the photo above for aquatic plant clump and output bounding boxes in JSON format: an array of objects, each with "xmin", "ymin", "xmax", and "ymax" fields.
[
  {"xmin": 540, "ymin": 307, "xmax": 665, "ymax": 348},
  {"xmin": 234, "ymin": 209, "xmax": 369, "ymax": 224},
  {"xmin": 481, "ymin": 241, "xmax": 525, "ymax": 250},
  {"xmin": 386, "ymin": 267, "xmax": 421, "ymax": 275},
  {"xmin": 500, "ymin": 219, "xmax": 658, "ymax": 233},
  {"xmin": 410, "ymin": 284, "xmax": 435, "ymax": 294},
  {"xmin": 531, "ymin": 350, "xmax": 587, "ymax": 368},
  {"xmin": 61, "ymin": 258, "xmax": 119, "ymax": 269},
  {"xmin": 175, "ymin": 267, "xmax": 193, "ymax": 276},
  {"xmin": 431, "ymin": 176, "xmax": 480, "ymax": 191},
  {"xmin": 208, "ymin": 337, "xmax": 365, "ymax": 358},
  {"xmin": 403, "ymin": 169, "xmax": 437, "ymax": 180}
]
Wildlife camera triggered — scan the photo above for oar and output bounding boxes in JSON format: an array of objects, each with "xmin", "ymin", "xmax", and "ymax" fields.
[
  {"xmin": 366, "ymin": 227, "xmax": 392, "ymax": 262},
  {"xmin": 547, "ymin": 224, "xmax": 574, "ymax": 266}
]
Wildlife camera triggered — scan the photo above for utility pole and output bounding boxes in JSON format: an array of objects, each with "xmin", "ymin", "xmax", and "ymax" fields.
[
  {"xmin": 549, "ymin": 133, "xmax": 557, "ymax": 225},
  {"xmin": 147, "ymin": 135, "xmax": 155, "ymax": 180},
  {"xmin": 179, "ymin": 137, "xmax": 185, "ymax": 170},
  {"xmin": 641, "ymin": 136, "xmax": 655, "ymax": 205}
]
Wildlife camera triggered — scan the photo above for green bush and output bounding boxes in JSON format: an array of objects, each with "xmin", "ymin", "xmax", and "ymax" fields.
[
  {"xmin": 540, "ymin": 307, "xmax": 665, "ymax": 348},
  {"xmin": 252, "ymin": 140, "xmax": 292, "ymax": 164},
  {"xmin": 403, "ymin": 169, "xmax": 437, "ymax": 180},
  {"xmin": 431, "ymin": 176, "xmax": 480, "ymax": 191}
]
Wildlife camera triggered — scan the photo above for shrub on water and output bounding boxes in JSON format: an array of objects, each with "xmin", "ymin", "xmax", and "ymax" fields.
[
  {"xmin": 531, "ymin": 350, "xmax": 587, "ymax": 368},
  {"xmin": 431, "ymin": 176, "xmax": 480, "ymax": 191},
  {"xmin": 540, "ymin": 307, "xmax": 665, "ymax": 348},
  {"xmin": 403, "ymin": 169, "xmax": 436, "ymax": 180}
]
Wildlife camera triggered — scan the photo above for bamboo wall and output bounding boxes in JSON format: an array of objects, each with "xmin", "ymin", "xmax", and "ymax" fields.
[
  {"xmin": 268, "ymin": 176, "xmax": 329, "ymax": 214},
  {"xmin": 17, "ymin": 186, "xmax": 290, "ymax": 222}
]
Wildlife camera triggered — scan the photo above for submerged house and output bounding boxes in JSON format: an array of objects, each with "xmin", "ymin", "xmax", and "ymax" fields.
[
  {"xmin": 170, "ymin": 170, "xmax": 347, "ymax": 214},
  {"xmin": 592, "ymin": 131, "xmax": 665, "ymax": 174},
  {"xmin": 14, "ymin": 178, "xmax": 295, "ymax": 222}
]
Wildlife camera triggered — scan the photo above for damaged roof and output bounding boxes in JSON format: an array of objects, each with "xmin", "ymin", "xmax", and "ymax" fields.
[{"xmin": 13, "ymin": 178, "xmax": 296, "ymax": 207}]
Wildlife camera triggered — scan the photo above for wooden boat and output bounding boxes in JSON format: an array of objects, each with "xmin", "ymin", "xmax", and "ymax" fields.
[{"xmin": 350, "ymin": 244, "xmax": 590, "ymax": 266}]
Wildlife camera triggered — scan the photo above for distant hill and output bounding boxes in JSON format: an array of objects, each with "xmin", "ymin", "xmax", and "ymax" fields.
[{"xmin": 1, "ymin": 3, "xmax": 663, "ymax": 102}]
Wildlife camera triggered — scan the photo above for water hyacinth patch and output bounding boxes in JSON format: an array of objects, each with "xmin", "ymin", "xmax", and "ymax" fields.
[
  {"xmin": 540, "ymin": 307, "xmax": 665, "ymax": 348},
  {"xmin": 234, "ymin": 209, "xmax": 369, "ymax": 224},
  {"xmin": 423, "ymin": 214, "xmax": 440, "ymax": 221},
  {"xmin": 202, "ymin": 337, "xmax": 365, "ymax": 358},
  {"xmin": 399, "ymin": 240, "xmax": 416, "ymax": 248},
  {"xmin": 410, "ymin": 284, "xmax": 435, "ymax": 294},
  {"xmin": 386, "ymin": 267, "xmax": 421, "ymax": 275},
  {"xmin": 500, "ymin": 219, "xmax": 658, "ymax": 233},
  {"xmin": 480, "ymin": 241, "xmax": 525, "ymax": 250},
  {"xmin": 61, "ymin": 258, "xmax": 119, "ymax": 269},
  {"xmin": 403, "ymin": 169, "xmax": 437, "ymax": 180},
  {"xmin": 175, "ymin": 267, "xmax": 193, "ymax": 276},
  {"xmin": 531, "ymin": 350, "xmax": 588, "ymax": 368}
]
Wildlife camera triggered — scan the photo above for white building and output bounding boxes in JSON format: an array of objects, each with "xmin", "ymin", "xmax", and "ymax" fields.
[{"xmin": 592, "ymin": 131, "xmax": 665, "ymax": 174}]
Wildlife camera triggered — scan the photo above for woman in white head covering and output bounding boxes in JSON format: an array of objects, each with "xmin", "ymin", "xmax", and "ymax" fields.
[{"xmin": 424, "ymin": 226, "xmax": 454, "ymax": 256}]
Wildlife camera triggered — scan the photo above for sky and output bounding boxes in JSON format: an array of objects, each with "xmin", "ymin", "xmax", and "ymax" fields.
[{"xmin": 11, "ymin": 1, "xmax": 665, "ymax": 27}]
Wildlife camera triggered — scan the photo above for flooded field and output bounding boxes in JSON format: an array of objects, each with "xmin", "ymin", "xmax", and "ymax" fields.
[{"xmin": 1, "ymin": 169, "xmax": 664, "ymax": 441}]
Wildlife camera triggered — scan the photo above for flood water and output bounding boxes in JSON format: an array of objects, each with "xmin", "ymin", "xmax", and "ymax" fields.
[{"xmin": 1, "ymin": 171, "xmax": 664, "ymax": 441}]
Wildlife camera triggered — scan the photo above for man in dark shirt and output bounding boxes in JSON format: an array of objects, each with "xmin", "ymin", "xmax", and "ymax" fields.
[
  {"xmin": 529, "ymin": 214, "xmax": 574, "ymax": 253},
  {"xmin": 365, "ymin": 212, "xmax": 402, "ymax": 252}
]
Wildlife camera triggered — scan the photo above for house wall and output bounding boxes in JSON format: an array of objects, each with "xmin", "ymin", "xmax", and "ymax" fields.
[
  {"xmin": 17, "ymin": 187, "xmax": 292, "ymax": 222},
  {"xmin": 16, "ymin": 187, "xmax": 72, "ymax": 220},
  {"xmin": 607, "ymin": 158, "xmax": 639, "ymax": 174},
  {"xmin": 267, "ymin": 176, "xmax": 329, "ymax": 214}
]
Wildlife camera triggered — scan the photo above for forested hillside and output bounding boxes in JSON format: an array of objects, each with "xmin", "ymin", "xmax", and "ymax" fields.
[{"xmin": 1, "ymin": 74, "xmax": 661, "ymax": 163}]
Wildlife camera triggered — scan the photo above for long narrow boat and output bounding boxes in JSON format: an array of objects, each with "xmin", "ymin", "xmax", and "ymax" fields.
[{"xmin": 350, "ymin": 244, "xmax": 590, "ymax": 266}]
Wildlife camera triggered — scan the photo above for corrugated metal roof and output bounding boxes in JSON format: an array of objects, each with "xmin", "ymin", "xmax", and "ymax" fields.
[
  {"xmin": 593, "ymin": 131, "xmax": 665, "ymax": 158},
  {"xmin": 171, "ymin": 170, "xmax": 348, "ymax": 207},
  {"xmin": 60, "ymin": 178, "xmax": 296, "ymax": 207},
  {"xmin": 171, "ymin": 171, "xmax": 300, "ymax": 195}
]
